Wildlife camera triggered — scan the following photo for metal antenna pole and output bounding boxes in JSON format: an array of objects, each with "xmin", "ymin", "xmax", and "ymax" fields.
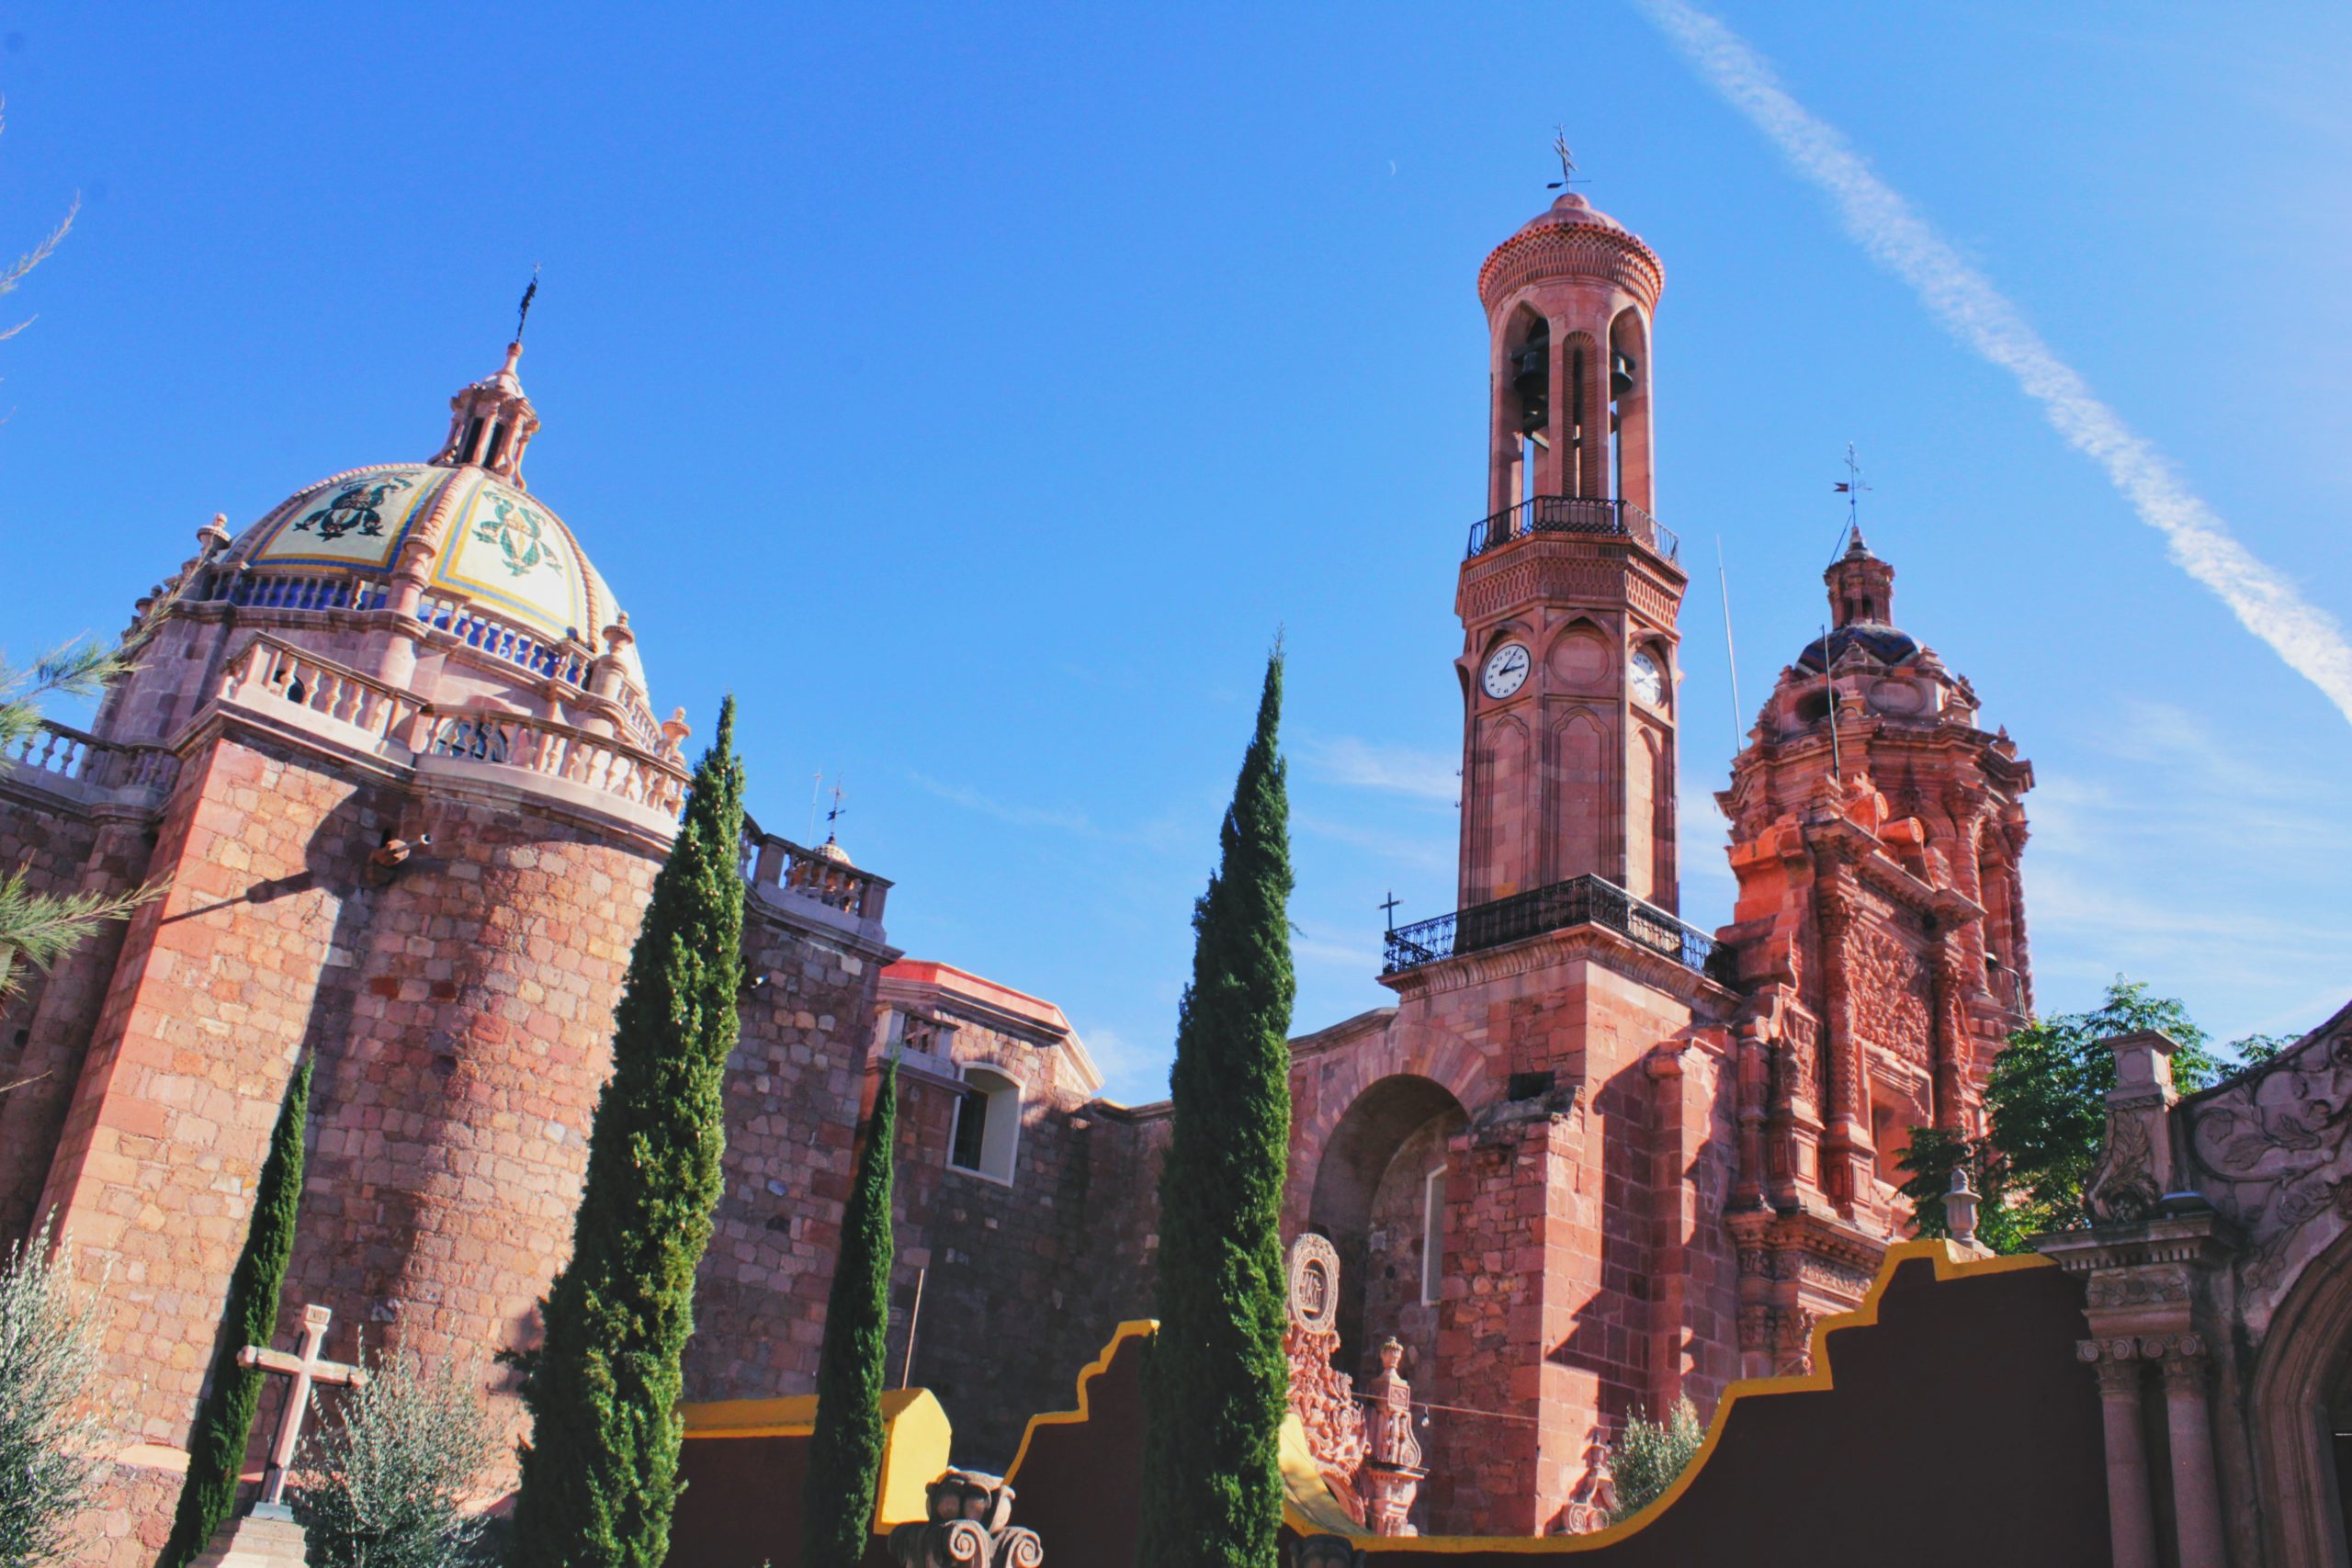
[
  {"xmin": 1716, "ymin": 536, "xmax": 1744, "ymax": 757},
  {"xmin": 1821, "ymin": 623, "xmax": 1843, "ymax": 785},
  {"xmin": 901, "ymin": 1265, "xmax": 927, "ymax": 1390}
]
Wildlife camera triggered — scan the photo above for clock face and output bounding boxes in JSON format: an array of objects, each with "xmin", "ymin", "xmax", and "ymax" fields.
[
  {"xmin": 1629, "ymin": 649, "xmax": 1666, "ymax": 707},
  {"xmin": 1481, "ymin": 641, "xmax": 1532, "ymax": 699}
]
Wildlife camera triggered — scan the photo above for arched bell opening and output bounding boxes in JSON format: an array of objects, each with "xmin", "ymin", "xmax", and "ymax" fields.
[
  {"xmin": 1306, "ymin": 1074, "xmax": 1470, "ymax": 1387},
  {"xmin": 1504, "ymin": 309, "xmax": 1552, "ymax": 507},
  {"xmin": 1608, "ymin": 307, "xmax": 1652, "ymax": 515}
]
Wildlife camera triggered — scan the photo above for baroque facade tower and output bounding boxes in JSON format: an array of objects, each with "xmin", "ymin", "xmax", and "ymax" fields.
[{"xmin": 1282, "ymin": 186, "xmax": 2036, "ymax": 1536}]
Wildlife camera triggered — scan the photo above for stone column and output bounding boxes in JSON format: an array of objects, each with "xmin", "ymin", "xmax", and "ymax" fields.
[
  {"xmin": 1814, "ymin": 865, "xmax": 1869, "ymax": 1208},
  {"xmin": 2082, "ymin": 1339, "xmax": 2158, "ymax": 1568},
  {"xmin": 2148, "ymin": 1337, "xmax": 2227, "ymax": 1568},
  {"xmin": 1928, "ymin": 934, "xmax": 1970, "ymax": 1131}
]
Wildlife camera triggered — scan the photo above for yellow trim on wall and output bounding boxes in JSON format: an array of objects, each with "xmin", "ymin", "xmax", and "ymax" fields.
[
  {"xmin": 678, "ymin": 1386, "xmax": 951, "ymax": 1529},
  {"xmin": 1004, "ymin": 1317, "xmax": 1159, "ymax": 1483},
  {"xmin": 1283, "ymin": 1239, "xmax": 2050, "ymax": 1552}
]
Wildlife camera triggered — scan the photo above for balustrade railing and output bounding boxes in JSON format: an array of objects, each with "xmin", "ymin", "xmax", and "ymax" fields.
[
  {"xmin": 3, "ymin": 720, "xmax": 179, "ymax": 795},
  {"xmin": 190, "ymin": 568, "xmax": 390, "ymax": 613},
  {"xmin": 1465, "ymin": 495, "xmax": 1679, "ymax": 561},
  {"xmin": 413, "ymin": 592, "xmax": 595, "ymax": 686},
  {"xmin": 184, "ymin": 570, "xmax": 673, "ymax": 756},
  {"xmin": 218, "ymin": 635, "xmax": 687, "ymax": 818},
  {"xmin": 1383, "ymin": 873, "xmax": 1730, "ymax": 982},
  {"xmin": 738, "ymin": 818, "xmax": 891, "ymax": 923}
]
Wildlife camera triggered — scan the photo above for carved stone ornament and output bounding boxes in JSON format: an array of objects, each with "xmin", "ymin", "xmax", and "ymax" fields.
[
  {"xmin": 2186, "ymin": 1020, "xmax": 2352, "ymax": 1308},
  {"xmin": 888, "ymin": 1470, "xmax": 1043, "ymax": 1568},
  {"xmin": 1289, "ymin": 1232, "xmax": 1342, "ymax": 1336},
  {"xmin": 1283, "ymin": 1234, "xmax": 1369, "ymax": 1526},
  {"xmin": 1358, "ymin": 1337, "xmax": 1425, "ymax": 1536},
  {"xmin": 2085, "ymin": 1102, "xmax": 2160, "ymax": 1224}
]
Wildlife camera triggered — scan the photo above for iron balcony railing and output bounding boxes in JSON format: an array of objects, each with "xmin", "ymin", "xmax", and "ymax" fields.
[
  {"xmin": 1466, "ymin": 495, "xmax": 1679, "ymax": 562},
  {"xmin": 1383, "ymin": 873, "xmax": 1733, "ymax": 983}
]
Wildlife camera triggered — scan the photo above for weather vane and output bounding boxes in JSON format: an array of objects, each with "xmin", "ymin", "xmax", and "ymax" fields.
[
  {"xmin": 1546, "ymin": 128, "xmax": 1577, "ymax": 190},
  {"xmin": 1831, "ymin": 442, "xmax": 1871, "ymax": 554},
  {"xmin": 825, "ymin": 777, "xmax": 847, "ymax": 838},
  {"xmin": 515, "ymin": 265, "xmax": 541, "ymax": 344}
]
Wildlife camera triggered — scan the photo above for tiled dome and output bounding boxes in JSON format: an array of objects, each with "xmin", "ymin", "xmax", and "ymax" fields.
[
  {"xmin": 220, "ymin": 343, "xmax": 647, "ymax": 691},
  {"xmin": 232, "ymin": 464, "xmax": 625, "ymax": 649}
]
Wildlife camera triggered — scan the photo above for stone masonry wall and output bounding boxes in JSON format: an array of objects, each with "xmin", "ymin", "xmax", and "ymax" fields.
[
  {"xmin": 684, "ymin": 902, "xmax": 887, "ymax": 1402},
  {"xmin": 890, "ymin": 1001, "xmax": 1163, "ymax": 1468},
  {"xmin": 0, "ymin": 782, "xmax": 134, "ymax": 1242}
]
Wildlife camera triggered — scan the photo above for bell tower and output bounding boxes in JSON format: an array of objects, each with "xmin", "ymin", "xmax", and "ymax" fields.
[{"xmin": 1456, "ymin": 188, "xmax": 1684, "ymax": 913}]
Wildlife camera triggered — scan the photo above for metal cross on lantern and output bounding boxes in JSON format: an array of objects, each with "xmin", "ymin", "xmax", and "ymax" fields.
[{"xmin": 237, "ymin": 1303, "xmax": 367, "ymax": 1507}]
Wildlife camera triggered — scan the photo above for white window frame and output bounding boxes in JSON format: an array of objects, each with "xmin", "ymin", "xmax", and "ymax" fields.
[
  {"xmin": 1420, "ymin": 1166, "xmax": 1448, "ymax": 1306},
  {"xmin": 948, "ymin": 1066, "xmax": 1023, "ymax": 1186}
]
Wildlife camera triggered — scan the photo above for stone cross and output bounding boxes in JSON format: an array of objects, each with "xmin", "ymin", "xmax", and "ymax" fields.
[{"xmin": 236, "ymin": 1303, "xmax": 367, "ymax": 1507}]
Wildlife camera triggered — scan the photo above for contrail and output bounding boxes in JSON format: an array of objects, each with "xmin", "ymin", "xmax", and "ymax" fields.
[{"xmin": 1634, "ymin": 0, "xmax": 2352, "ymax": 727}]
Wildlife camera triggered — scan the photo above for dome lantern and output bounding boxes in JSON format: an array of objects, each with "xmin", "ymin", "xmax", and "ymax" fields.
[{"xmin": 432, "ymin": 342, "xmax": 541, "ymax": 485}]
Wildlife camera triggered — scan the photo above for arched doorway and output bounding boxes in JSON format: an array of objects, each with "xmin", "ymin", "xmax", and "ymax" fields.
[
  {"xmin": 1306, "ymin": 1075, "xmax": 1470, "ymax": 1386},
  {"xmin": 2254, "ymin": 1222, "xmax": 2352, "ymax": 1567}
]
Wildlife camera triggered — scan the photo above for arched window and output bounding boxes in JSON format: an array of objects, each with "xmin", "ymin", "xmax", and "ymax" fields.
[{"xmin": 948, "ymin": 1066, "xmax": 1022, "ymax": 1184}]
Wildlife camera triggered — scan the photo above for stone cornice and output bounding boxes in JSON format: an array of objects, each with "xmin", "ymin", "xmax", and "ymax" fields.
[
  {"xmin": 1378, "ymin": 918, "xmax": 1735, "ymax": 1015},
  {"xmin": 2032, "ymin": 1212, "xmax": 2245, "ymax": 1277},
  {"xmin": 1477, "ymin": 226, "xmax": 1665, "ymax": 311},
  {"xmin": 1454, "ymin": 536, "xmax": 1688, "ymax": 626},
  {"xmin": 1807, "ymin": 818, "xmax": 1984, "ymax": 931}
]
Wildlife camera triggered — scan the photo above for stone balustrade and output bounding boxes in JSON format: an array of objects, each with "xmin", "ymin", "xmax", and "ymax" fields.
[
  {"xmin": 218, "ymin": 634, "xmax": 688, "ymax": 818},
  {"xmin": 413, "ymin": 591, "xmax": 596, "ymax": 686},
  {"xmin": 739, "ymin": 816, "xmax": 891, "ymax": 923},
  {"xmin": 3, "ymin": 719, "xmax": 180, "ymax": 800}
]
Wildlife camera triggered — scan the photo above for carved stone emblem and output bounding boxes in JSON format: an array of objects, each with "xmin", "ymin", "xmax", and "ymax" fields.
[{"xmin": 1290, "ymin": 1233, "xmax": 1340, "ymax": 1333}]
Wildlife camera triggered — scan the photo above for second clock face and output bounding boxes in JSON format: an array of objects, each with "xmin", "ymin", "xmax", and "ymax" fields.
[
  {"xmin": 1482, "ymin": 642, "xmax": 1532, "ymax": 699},
  {"xmin": 1629, "ymin": 649, "xmax": 1666, "ymax": 707}
]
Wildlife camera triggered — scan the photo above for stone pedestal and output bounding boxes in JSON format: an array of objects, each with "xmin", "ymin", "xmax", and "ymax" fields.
[{"xmin": 190, "ymin": 1504, "xmax": 310, "ymax": 1568}]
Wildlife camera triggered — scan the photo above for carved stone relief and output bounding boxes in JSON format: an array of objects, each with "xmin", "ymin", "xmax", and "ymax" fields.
[
  {"xmin": 2183, "ymin": 1018, "xmax": 2352, "ymax": 1331},
  {"xmin": 1850, "ymin": 928, "xmax": 1932, "ymax": 1066}
]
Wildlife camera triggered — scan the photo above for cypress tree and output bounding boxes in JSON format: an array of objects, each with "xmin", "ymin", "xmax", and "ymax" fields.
[
  {"xmin": 799, "ymin": 1055, "xmax": 898, "ymax": 1568},
  {"xmin": 162, "ymin": 1053, "xmax": 311, "ymax": 1568},
  {"xmin": 512, "ymin": 698, "xmax": 746, "ymax": 1568},
  {"xmin": 1136, "ymin": 649, "xmax": 1295, "ymax": 1568}
]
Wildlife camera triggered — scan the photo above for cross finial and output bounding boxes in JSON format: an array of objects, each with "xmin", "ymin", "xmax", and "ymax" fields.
[
  {"xmin": 1832, "ymin": 442, "xmax": 1872, "ymax": 553},
  {"xmin": 826, "ymin": 777, "xmax": 847, "ymax": 833},
  {"xmin": 1379, "ymin": 890, "xmax": 1402, "ymax": 932},
  {"xmin": 1547, "ymin": 128, "xmax": 1577, "ymax": 190},
  {"xmin": 515, "ymin": 264, "xmax": 541, "ymax": 344}
]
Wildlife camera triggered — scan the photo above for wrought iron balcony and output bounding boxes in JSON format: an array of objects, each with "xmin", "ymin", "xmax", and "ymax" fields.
[
  {"xmin": 1466, "ymin": 495, "xmax": 1679, "ymax": 562},
  {"xmin": 1383, "ymin": 873, "xmax": 1733, "ymax": 983}
]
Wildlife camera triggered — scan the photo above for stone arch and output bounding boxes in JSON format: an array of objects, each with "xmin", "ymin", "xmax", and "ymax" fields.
[
  {"xmin": 1608, "ymin": 306, "xmax": 1654, "ymax": 513},
  {"xmin": 1306, "ymin": 1073, "xmax": 1472, "ymax": 1382},
  {"xmin": 2252, "ymin": 1219, "xmax": 2352, "ymax": 1567}
]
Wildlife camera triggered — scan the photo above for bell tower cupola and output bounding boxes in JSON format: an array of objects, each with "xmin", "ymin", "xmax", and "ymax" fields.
[
  {"xmin": 1826, "ymin": 526, "xmax": 1896, "ymax": 628},
  {"xmin": 1455, "ymin": 182, "xmax": 1685, "ymax": 914}
]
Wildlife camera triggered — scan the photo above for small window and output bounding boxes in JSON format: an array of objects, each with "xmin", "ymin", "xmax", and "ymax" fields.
[
  {"xmin": 1419, "ymin": 1167, "xmax": 1447, "ymax": 1306},
  {"xmin": 948, "ymin": 1067, "xmax": 1021, "ymax": 1184}
]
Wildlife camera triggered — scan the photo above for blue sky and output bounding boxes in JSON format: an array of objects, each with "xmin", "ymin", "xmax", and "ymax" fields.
[{"xmin": 1, "ymin": 4, "xmax": 2344, "ymax": 1101}]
